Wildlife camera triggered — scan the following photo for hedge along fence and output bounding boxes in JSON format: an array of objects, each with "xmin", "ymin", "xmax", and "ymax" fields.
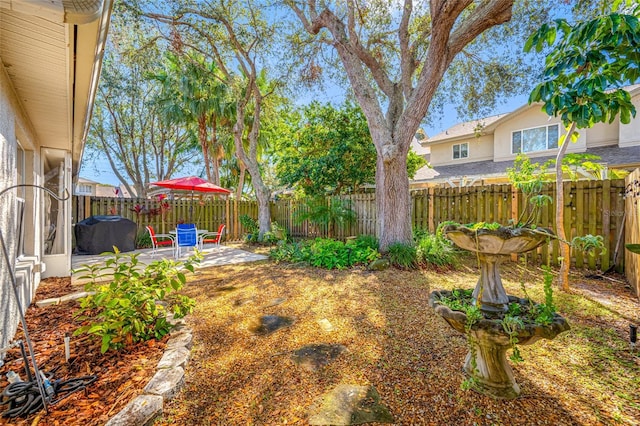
[{"xmin": 74, "ymin": 178, "xmax": 626, "ymax": 271}]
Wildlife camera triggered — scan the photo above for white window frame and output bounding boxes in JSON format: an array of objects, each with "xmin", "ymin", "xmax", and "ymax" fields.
[
  {"xmin": 76, "ymin": 184, "xmax": 92, "ymax": 195},
  {"xmin": 511, "ymin": 124, "xmax": 560, "ymax": 154},
  {"xmin": 452, "ymin": 142, "xmax": 469, "ymax": 160}
]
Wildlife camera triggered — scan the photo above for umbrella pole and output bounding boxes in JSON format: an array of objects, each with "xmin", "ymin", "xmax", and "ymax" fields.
[{"xmin": 190, "ymin": 189, "xmax": 194, "ymax": 223}]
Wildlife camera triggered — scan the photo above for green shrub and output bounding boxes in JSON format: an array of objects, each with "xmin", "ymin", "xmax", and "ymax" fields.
[
  {"xmin": 413, "ymin": 227, "xmax": 429, "ymax": 242},
  {"xmin": 387, "ymin": 242, "xmax": 417, "ymax": 269},
  {"xmin": 73, "ymin": 248, "xmax": 199, "ymax": 353},
  {"xmin": 348, "ymin": 235, "xmax": 378, "ymax": 251},
  {"xmin": 416, "ymin": 233, "xmax": 459, "ymax": 268},
  {"xmin": 269, "ymin": 237, "xmax": 379, "ymax": 269},
  {"xmin": 270, "ymin": 240, "xmax": 310, "ymax": 263},
  {"xmin": 239, "ymin": 214, "xmax": 259, "ymax": 242},
  {"xmin": 135, "ymin": 229, "xmax": 152, "ymax": 249},
  {"xmin": 309, "ymin": 238, "xmax": 350, "ymax": 269}
]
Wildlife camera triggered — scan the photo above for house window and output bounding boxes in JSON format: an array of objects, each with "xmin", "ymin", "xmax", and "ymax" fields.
[
  {"xmin": 453, "ymin": 142, "xmax": 468, "ymax": 160},
  {"xmin": 512, "ymin": 124, "xmax": 560, "ymax": 154},
  {"xmin": 76, "ymin": 184, "xmax": 92, "ymax": 195}
]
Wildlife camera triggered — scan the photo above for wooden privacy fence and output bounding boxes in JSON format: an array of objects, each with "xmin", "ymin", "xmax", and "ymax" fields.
[
  {"xmin": 73, "ymin": 178, "xmax": 626, "ymax": 271},
  {"xmin": 624, "ymin": 169, "xmax": 640, "ymax": 297}
]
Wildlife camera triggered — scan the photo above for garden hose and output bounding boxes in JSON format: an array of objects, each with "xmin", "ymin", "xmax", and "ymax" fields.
[{"xmin": 0, "ymin": 372, "xmax": 97, "ymax": 418}]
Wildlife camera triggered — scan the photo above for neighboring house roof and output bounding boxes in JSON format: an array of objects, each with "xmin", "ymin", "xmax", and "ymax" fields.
[
  {"xmin": 410, "ymin": 137, "xmax": 431, "ymax": 156},
  {"xmin": 427, "ymin": 113, "xmax": 507, "ymax": 144},
  {"xmin": 412, "ymin": 145, "xmax": 640, "ymax": 184},
  {"xmin": 96, "ymin": 184, "xmax": 136, "ymax": 198},
  {"xmin": 77, "ymin": 177, "xmax": 100, "ymax": 185},
  {"xmin": 423, "ymin": 84, "xmax": 640, "ymax": 148}
]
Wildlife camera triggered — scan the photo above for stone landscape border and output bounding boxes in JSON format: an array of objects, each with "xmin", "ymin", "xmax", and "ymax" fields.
[{"xmin": 104, "ymin": 317, "xmax": 192, "ymax": 426}]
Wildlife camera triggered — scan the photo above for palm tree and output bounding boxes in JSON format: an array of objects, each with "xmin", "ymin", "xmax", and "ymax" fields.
[{"xmin": 150, "ymin": 52, "xmax": 234, "ymax": 185}]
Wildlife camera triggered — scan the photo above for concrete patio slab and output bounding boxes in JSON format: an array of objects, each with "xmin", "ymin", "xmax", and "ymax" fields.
[{"xmin": 71, "ymin": 245, "xmax": 268, "ymax": 285}]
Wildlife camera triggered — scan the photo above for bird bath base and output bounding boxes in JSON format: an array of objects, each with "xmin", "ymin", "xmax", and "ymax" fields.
[{"xmin": 429, "ymin": 290, "xmax": 570, "ymax": 399}]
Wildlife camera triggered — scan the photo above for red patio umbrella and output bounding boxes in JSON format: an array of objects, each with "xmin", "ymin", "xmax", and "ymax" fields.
[{"xmin": 150, "ymin": 176, "xmax": 231, "ymax": 222}]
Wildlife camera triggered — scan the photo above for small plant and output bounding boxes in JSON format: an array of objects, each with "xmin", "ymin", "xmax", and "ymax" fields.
[
  {"xmin": 352, "ymin": 234, "xmax": 379, "ymax": 251},
  {"xmin": 73, "ymin": 248, "xmax": 199, "ymax": 353},
  {"xmin": 239, "ymin": 214, "xmax": 259, "ymax": 242},
  {"xmin": 294, "ymin": 197, "xmax": 356, "ymax": 237},
  {"xmin": 572, "ymin": 234, "xmax": 606, "ymax": 258},
  {"xmin": 533, "ymin": 265, "xmax": 556, "ymax": 326},
  {"xmin": 387, "ymin": 242, "xmax": 417, "ymax": 269},
  {"xmin": 501, "ymin": 314, "xmax": 525, "ymax": 363},
  {"xmin": 135, "ymin": 229, "xmax": 152, "ymax": 249},
  {"xmin": 415, "ymin": 232, "xmax": 459, "ymax": 268}
]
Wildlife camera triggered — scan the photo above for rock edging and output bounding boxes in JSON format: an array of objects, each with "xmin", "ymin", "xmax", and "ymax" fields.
[{"xmin": 104, "ymin": 318, "xmax": 192, "ymax": 426}]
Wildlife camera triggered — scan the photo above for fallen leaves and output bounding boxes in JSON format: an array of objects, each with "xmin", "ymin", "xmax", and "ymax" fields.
[{"xmin": 156, "ymin": 260, "xmax": 640, "ymax": 425}]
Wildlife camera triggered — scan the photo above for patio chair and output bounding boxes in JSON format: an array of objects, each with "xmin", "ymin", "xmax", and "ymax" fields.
[
  {"xmin": 146, "ymin": 225, "xmax": 174, "ymax": 256},
  {"xmin": 199, "ymin": 224, "xmax": 225, "ymax": 251},
  {"xmin": 175, "ymin": 223, "xmax": 198, "ymax": 258}
]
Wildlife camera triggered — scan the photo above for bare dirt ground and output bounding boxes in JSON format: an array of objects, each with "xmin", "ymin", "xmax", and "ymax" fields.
[{"xmin": 2, "ymin": 255, "xmax": 639, "ymax": 425}]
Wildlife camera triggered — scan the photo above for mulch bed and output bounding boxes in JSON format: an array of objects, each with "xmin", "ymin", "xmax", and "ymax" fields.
[
  {"xmin": 0, "ymin": 277, "xmax": 166, "ymax": 425},
  {"xmin": 1, "ymin": 259, "xmax": 639, "ymax": 425},
  {"xmin": 155, "ymin": 260, "xmax": 640, "ymax": 426}
]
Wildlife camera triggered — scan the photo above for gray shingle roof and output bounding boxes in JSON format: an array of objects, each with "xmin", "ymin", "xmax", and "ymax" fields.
[{"xmin": 413, "ymin": 145, "xmax": 640, "ymax": 183}]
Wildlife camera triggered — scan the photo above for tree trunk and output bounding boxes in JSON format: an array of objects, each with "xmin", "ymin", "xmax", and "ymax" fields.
[
  {"xmin": 236, "ymin": 159, "xmax": 246, "ymax": 200},
  {"xmin": 198, "ymin": 115, "xmax": 213, "ymax": 182},
  {"xmin": 556, "ymin": 122, "xmax": 577, "ymax": 291},
  {"xmin": 211, "ymin": 115, "xmax": 221, "ymax": 185},
  {"xmin": 375, "ymin": 144, "xmax": 412, "ymax": 252}
]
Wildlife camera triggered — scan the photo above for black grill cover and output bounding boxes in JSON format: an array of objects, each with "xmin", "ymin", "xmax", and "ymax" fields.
[{"xmin": 74, "ymin": 216, "xmax": 137, "ymax": 255}]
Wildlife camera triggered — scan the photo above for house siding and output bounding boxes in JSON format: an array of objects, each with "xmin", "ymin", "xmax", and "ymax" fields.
[
  {"xmin": 494, "ymin": 106, "xmax": 586, "ymax": 162},
  {"xmin": 430, "ymin": 134, "xmax": 494, "ymax": 166},
  {"xmin": 0, "ymin": 62, "xmax": 44, "ymax": 355},
  {"xmin": 619, "ymin": 93, "xmax": 640, "ymax": 148},
  {"xmin": 588, "ymin": 119, "xmax": 619, "ymax": 148}
]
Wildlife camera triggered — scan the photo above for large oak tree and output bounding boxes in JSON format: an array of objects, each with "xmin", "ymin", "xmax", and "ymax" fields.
[{"xmin": 286, "ymin": 0, "xmax": 532, "ymax": 250}]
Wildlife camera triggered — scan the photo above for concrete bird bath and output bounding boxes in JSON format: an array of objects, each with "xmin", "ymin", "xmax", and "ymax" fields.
[{"xmin": 429, "ymin": 224, "xmax": 570, "ymax": 399}]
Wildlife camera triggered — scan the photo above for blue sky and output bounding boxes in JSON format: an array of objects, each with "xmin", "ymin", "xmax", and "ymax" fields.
[{"xmin": 80, "ymin": 88, "xmax": 533, "ymax": 187}]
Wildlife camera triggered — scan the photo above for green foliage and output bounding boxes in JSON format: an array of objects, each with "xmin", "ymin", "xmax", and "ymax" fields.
[
  {"xmin": 294, "ymin": 197, "xmax": 356, "ymax": 237},
  {"xmin": 572, "ymin": 234, "xmax": 606, "ymax": 257},
  {"xmin": 387, "ymin": 243, "xmax": 417, "ymax": 269},
  {"xmin": 135, "ymin": 229, "xmax": 152, "ymax": 249},
  {"xmin": 275, "ymin": 102, "xmax": 377, "ymax": 197},
  {"xmin": 274, "ymin": 101, "xmax": 428, "ymax": 197},
  {"xmin": 501, "ymin": 314, "xmax": 525, "ymax": 363},
  {"xmin": 415, "ymin": 232, "xmax": 459, "ymax": 268},
  {"xmin": 534, "ymin": 265, "xmax": 557, "ymax": 325},
  {"xmin": 262, "ymin": 221, "xmax": 289, "ymax": 245},
  {"xmin": 73, "ymin": 248, "xmax": 199, "ymax": 353},
  {"xmin": 269, "ymin": 237, "xmax": 379, "ymax": 269},
  {"xmin": 351, "ymin": 235, "xmax": 379, "ymax": 251},
  {"xmin": 526, "ymin": 9, "xmax": 640, "ymax": 129},
  {"xmin": 269, "ymin": 240, "xmax": 310, "ymax": 264},
  {"xmin": 239, "ymin": 215, "xmax": 259, "ymax": 242},
  {"xmin": 506, "ymin": 154, "xmax": 550, "ymax": 227}
]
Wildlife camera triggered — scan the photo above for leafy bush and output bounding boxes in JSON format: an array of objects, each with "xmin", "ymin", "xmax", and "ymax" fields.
[
  {"xmin": 239, "ymin": 214, "xmax": 259, "ymax": 242},
  {"xmin": 309, "ymin": 238, "xmax": 350, "ymax": 269},
  {"xmin": 73, "ymin": 248, "xmax": 199, "ymax": 353},
  {"xmin": 349, "ymin": 234, "xmax": 378, "ymax": 251},
  {"xmin": 294, "ymin": 197, "xmax": 356, "ymax": 237},
  {"xmin": 135, "ymin": 229, "xmax": 152, "ymax": 249},
  {"xmin": 387, "ymin": 242, "xmax": 417, "ymax": 269},
  {"xmin": 270, "ymin": 240, "xmax": 310, "ymax": 263},
  {"xmin": 415, "ymin": 232, "xmax": 459, "ymax": 268},
  {"xmin": 269, "ymin": 237, "xmax": 379, "ymax": 269}
]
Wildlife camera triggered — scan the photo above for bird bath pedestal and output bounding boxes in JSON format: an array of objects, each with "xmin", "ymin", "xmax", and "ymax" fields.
[{"xmin": 429, "ymin": 224, "xmax": 570, "ymax": 399}]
